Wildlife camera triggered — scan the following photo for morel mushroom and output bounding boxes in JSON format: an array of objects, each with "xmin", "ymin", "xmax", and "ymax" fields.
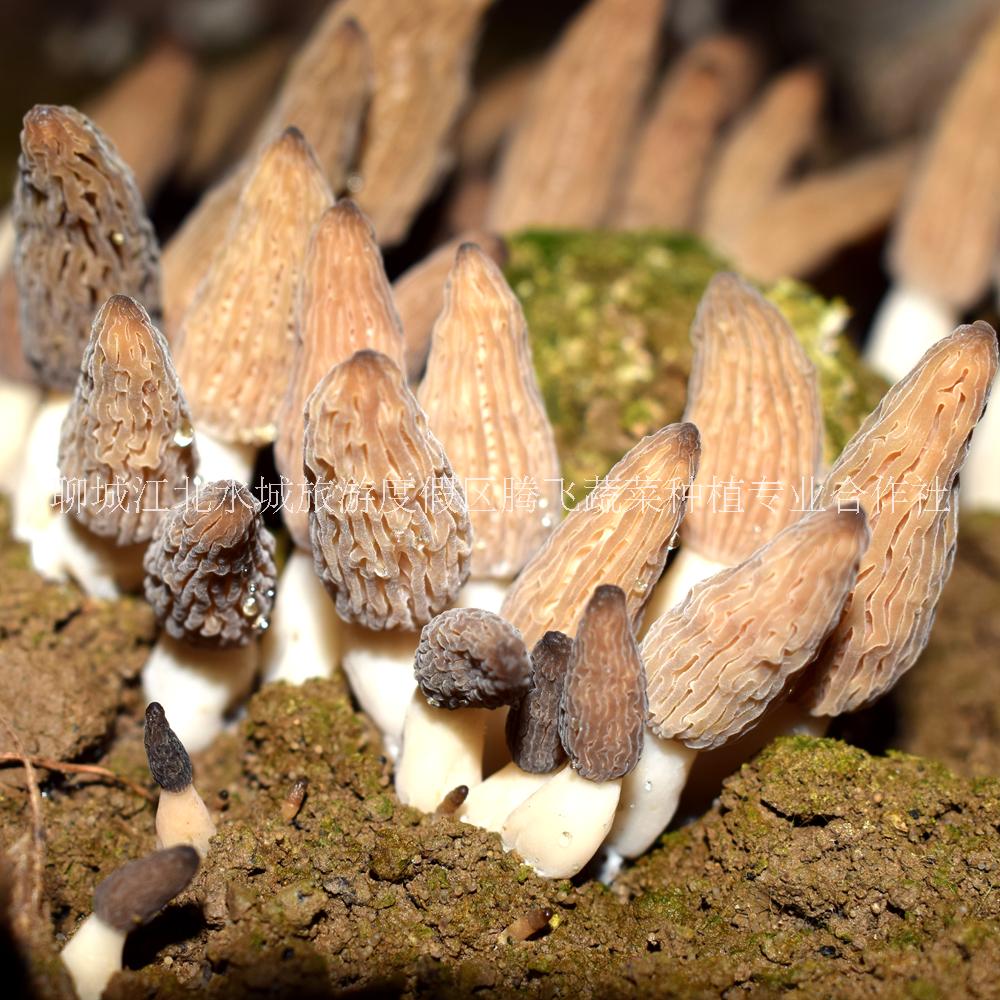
[
  {"xmin": 602, "ymin": 506, "xmax": 869, "ymax": 874},
  {"xmin": 304, "ymin": 350, "xmax": 472, "ymax": 752},
  {"xmin": 60, "ymin": 846, "xmax": 199, "ymax": 1000},
  {"xmin": 501, "ymin": 586, "xmax": 646, "ymax": 879},
  {"xmin": 646, "ymin": 273, "xmax": 821, "ymax": 620},
  {"xmin": 395, "ymin": 608, "xmax": 531, "ymax": 812},
  {"xmin": 142, "ymin": 481, "xmax": 276, "ymax": 751},
  {"xmin": 41, "ymin": 295, "xmax": 197, "ymax": 597}
]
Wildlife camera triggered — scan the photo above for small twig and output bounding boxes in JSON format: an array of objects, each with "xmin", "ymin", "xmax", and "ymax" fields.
[
  {"xmin": 0, "ymin": 753, "xmax": 155, "ymax": 803},
  {"xmin": 0, "ymin": 713, "xmax": 44, "ymax": 921}
]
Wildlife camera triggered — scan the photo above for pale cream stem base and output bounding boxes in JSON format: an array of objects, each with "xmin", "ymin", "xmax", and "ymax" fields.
[
  {"xmin": 156, "ymin": 783, "xmax": 216, "ymax": 858},
  {"xmin": 638, "ymin": 547, "xmax": 726, "ymax": 639},
  {"xmin": 13, "ymin": 393, "xmax": 70, "ymax": 547},
  {"xmin": 60, "ymin": 914, "xmax": 125, "ymax": 1000},
  {"xmin": 0, "ymin": 377, "xmax": 42, "ymax": 494},
  {"xmin": 459, "ymin": 760, "xmax": 552, "ymax": 832},
  {"xmin": 867, "ymin": 283, "xmax": 955, "ymax": 384},
  {"xmin": 195, "ymin": 430, "xmax": 256, "ymax": 485}
]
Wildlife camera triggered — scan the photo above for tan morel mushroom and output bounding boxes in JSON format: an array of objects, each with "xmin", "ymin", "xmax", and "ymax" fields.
[
  {"xmin": 60, "ymin": 845, "xmax": 199, "ymax": 1000},
  {"xmin": 11, "ymin": 104, "xmax": 160, "ymax": 556},
  {"xmin": 142, "ymin": 481, "xmax": 276, "ymax": 751},
  {"xmin": 867, "ymin": 12, "xmax": 1000, "ymax": 508},
  {"xmin": 396, "ymin": 608, "xmax": 531, "ymax": 812},
  {"xmin": 501, "ymin": 586, "xmax": 646, "ymax": 879},
  {"xmin": 265, "ymin": 199, "xmax": 406, "ymax": 688},
  {"xmin": 173, "ymin": 127, "xmax": 332, "ymax": 482},
  {"xmin": 143, "ymin": 702, "xmax": 216, "ymax": 857},
  {"xmin": 46, "ymin": 295, "xmax": 197, "ymax": 597},
  {"xmin": 304, "ymin": 350, "xmax": 472, "ymax": 751},
  {"xmin": 646, "ymin": 273, "xmax": 821, "ymax": 622},
  {"xmin": 602, "ymin": 506, "xmax": 870, "ymax": 875},
  {"xmin": 804, "ymin": 323, "xmax": 999, "ymax": 719},
  {"xmin": 460, "ymin": 629, "xmax": 572, "ymax": 832}
]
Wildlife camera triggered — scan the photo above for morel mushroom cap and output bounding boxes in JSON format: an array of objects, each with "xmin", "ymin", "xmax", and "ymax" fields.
[
  {"xmin": 13, "ymin": 104, "xmax": 160, "ymax": 391},
  {"xmin": 174, "ymin": 127, "xmax": 332, "ymax": 445},
  {"xmin": 807, "ymin": 322, "xmax": 999, "ymax": 716},
  {"xmin": 276, "ymin": 199, "xmax": 405, "ymax": 549},
  {"xmin": 681, "ymin": 272, "xmax": 822, "ymax": 563},
  {"xmin": 559, "ymin": 585, "xmax": 646, "ymax": 782},
  {"xmin": 645, "ymin": 507, "xmax": 870, "ymax": 750},
  {"xmin": 501, "ymin": 422, "xmax": 701, "ymax": 649},
  {"xmin": 506, "ymin": 630, "xmax": 572, "ymax": 774},
  {"xmin": 143, "ymin": 480, "xmax": 277, "ymax": 648},
  {"xmin": 143, "ymin": 701, "xmax": 193, "ymax": 794},
  {"xmin": 414, "ymin": 608, "xmax": 531, "ymax": 710},
  {"xmin": 93, "ymin": 846, "xmax": 199, "ymax": 932},
  {"xmin": 304, "ymin": 349, "xmax": 472, "ymax": 631},
  {"xmin": 418, "ymin": 244, "xmax": 561, "ymax": 580},
  {"xmin": 57, "ymin": 295, "xmax": 197, "ymax": 545}
]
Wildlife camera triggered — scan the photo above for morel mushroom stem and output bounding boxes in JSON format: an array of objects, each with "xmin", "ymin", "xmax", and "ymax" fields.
[
  {"xmin": 0, "ymin": 378, "xmax": 41, "ymax": 495},
  {"xmin": 638, "ymin": 546, "xmax": 726, "ymax": 629},
  {"xmin": 12, "ymin": 392, "xmax": 71, "ymax": 548}
]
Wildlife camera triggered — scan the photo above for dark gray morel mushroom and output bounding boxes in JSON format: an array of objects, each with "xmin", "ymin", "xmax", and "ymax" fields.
[
  {"xmin": 141, "ymin": 481, "xmax": 277, "ymax": 752},
  {"xmin": 60, "ymin": 846, "xmax": 199, "ymax": 1000},
  {"xmin": 501, "ymin": 585, "xmax": 646, "ymax": 879},
  {"xmin": 396, "ymin": 607, "xmax": 531, "ymax": 812}
]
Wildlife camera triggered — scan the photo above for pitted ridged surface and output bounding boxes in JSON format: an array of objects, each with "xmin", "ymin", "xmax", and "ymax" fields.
[
  {"xmin": 807, "ymin": 323, "xmax": 999, "ymax": 716},
  {"xmin": 304, "ymin": 350, "xmax": 472, "ymax": 631},
  {"xmin": 418, "ymin": 244, "xmax": 561, "ymax": 579},
  {"xmin": 506, "ymin": 630, "xmax": 572, "ymax": 773},
  {"xmin": 681, "ymin": 273, "xmax": 822, "ymax": 563},
  {"xmin": 644, "ymin": 507, "xmax": 869, "ymax": 749},
  {"xmin": 143, "ymin": 702, "xmax": 193, "ymax": 793},
  {"xmin": 57, "ymin": 295, "xmax": 197, "ymax": 544},
  {"xmin": 143, "ymin": 480, "xmax": 277, "ymax": 648},
  {"xmin": 559, "ymin": 585, "xmax": 646, "ymax": 781},
  {"xmin": 276, "ymin": 201, "xmax": 406, "ymax": 549},
  {"xmin": 501, "ymin": 422, "xmax": 700, "ymax": 649},
  {"xmin": 174, "ymin": 129, "xmax": 332, "ymax": 445},
  {"xmin": 13, "ymin": 104, "xmax": 160, "ymax": 391},
  {"xmin": 414, "ymin": 607, "xmax": 531, "ymax": 710},
  {"xmin": 93, "ymin": 846, "xmax": 199, "ymax": 932}
]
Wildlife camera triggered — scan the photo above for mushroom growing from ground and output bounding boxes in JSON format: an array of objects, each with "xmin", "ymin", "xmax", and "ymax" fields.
[
  {"xmin": 172, "ymin": 127, "xmax": 332, "ymax": 483},
  {"xmin": 601, "ymin": 506, "xmax": 870, "ymax": 875},
  {"xmin": 264, "ymin": 200, "xmax": 405, "ymax": 688},
  {"xmin": 142, "ymin": 481, "xmax": 276, "ymax": 751},
  {"xmin": 304, "ymin": 349, "xmax": 472, "ymax": 752},
  {"xmin": 44, "ymin": 295, "xmax": 197, "ymax": 597},
  {"xmin": 60, "ymin": 845, "xmax": 199, "ymax": 1000},
  {"xmin": 645, "ymin": 272, "xmax": 821, "ymax": 620},
  {"xmin": 501, "ymin": 585, "xmax": 646, "ymax": 879},
  {"xmin": 11, "ymin": 104, "xmax": 160, "ymax": 562},
  {"xmin": 866, "ymin": 11, "xmax": 1000, "ymax": 509},
  {"xmin": 395, "ymin": 607, "xmax": 531, "ymax": 811},
  {"xmin": 143, "ymin": 702, "xmax": 217, "ymax": 857}
]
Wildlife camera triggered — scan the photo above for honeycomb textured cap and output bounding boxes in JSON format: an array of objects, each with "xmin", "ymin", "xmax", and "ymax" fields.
[
  {"xmin": 559, "ymin": 585, "xmax": 646, "ymax": 781},
  {"xmin": 13, "ymin": 104, "xmax": 160, "ymax": 391},
  {"xmin": 304, "ymin": 350, "xmax": 472, "ymax": 631},
  {"xmin": 414, "ymin": 607, "xmax": 531, "ymax": 709},
  {"xmin": 143, "ymin": 480, "xmax": 277, "ymax": 648},
  {"xmin": 93, "ymin": 846, "xmax": 199, "ymax": 932},
  {"xmin": 143, "ymin": 702, "xmax": 193, "ymax": 792},
  {"xmin": 644, "ymin": 507, "xmax": 869, "ymax": 749}
]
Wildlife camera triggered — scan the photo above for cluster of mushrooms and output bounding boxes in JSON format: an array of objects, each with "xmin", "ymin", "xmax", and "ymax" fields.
[{"xmin": 0, "ymin": 3, "xmax": 998, "ymax": 987}]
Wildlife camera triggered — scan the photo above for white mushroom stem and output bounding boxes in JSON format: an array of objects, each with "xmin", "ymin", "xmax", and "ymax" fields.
[
  {"xmin": 456, "ymin": 578, "xmax": 508, "ymax": 614},
  {"xmin": 458, "ymin": 760, "xmax": 552, "ymax": 832},
  {"xmin": 639, "ymin": 547, "xmax": 726, "ymax": 634},
  {"xmin": 142, "ymin": 635, "xmax": 258, "ymax": 753},
  {"xmin": 60, "ymin": 913, "xmax": 126, "ymax": 1000},
  {"xmin": 339, "ymin": 623, "xmax": 418, "ymax": 759},
  {"xmin": 598, "ymin": 732, "xmax": 698, "ymax": 881},
  {"xmin": 0, "ymin": 377, "xmax": 42, "ymax": 494},
  {"xmin": 194, "ymin": 429, "xmax": 256, "ymax": 485},
  {"xmin": 261, "ymin": 547, "xmax": 342, "ymax": 685},
  {"xmin": 963, "ymin": 385, "xmax": 1000, "ymax": 511},
  {"xmin": 501, "ymin": 764, "xmax": 622, "ymax": 879},
  {"xmin": 12, "ymin": 392, "xmax": 70, "ymax": 547},
  {"xmin": 155, "ymin": 784, "xmax": 216, "ymax": 858},
  {"xmin": 866, "ymin": 284, "xmax": 956, "ymax": 383},
  {"xmin": 395, "ymin": 700, "xmax": 487, "ymax": 811}
]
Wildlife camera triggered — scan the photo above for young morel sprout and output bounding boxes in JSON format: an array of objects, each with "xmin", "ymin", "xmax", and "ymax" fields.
[
  {"xmin": 603, "ymin": 507, "xmax": 869, "ymax": 873},
  {"xmin": 143, "ymin": 702, "xmax": 216, "ymax": 858},
  {"xmin": 173, "ymin": 127, "xmax": 332, "ymax": 483},
  {"xmin": 396, "ymin": 607, "xmax": 531, "ymax": 812},
  {"xmin": 304, "ymin": 349, "xmax": 472, "ymax": 751},
  {"xmin": 46, "ymin": 295, "xmax": 197, "ymax": 597},
  {"xmin": 142, "ymin": 482, "xmax": 276, "ymax": 752},
  {"xmin": 501, "ymin": 586, "xmax": 646, "ymax": 879},
  {"xmin": 646, "ymin": 273, "xmax": 821, "ymax": 621},
  {"xmin": 460, "ymin": 629, "xmax": 572, "ymax": 832},
  {"xmin": 60, "ymin": 845, "xmax": 199, "ymax": 1000}
]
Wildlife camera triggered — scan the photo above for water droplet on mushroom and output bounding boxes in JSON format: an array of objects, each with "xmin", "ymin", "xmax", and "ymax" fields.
[
  {"xmin": 173, "ymin": 423, "xmax": 194, "ymax": 447},
  {"xmin": 643, "ymin": 779, "xmax": 653, "ymax": 793},
  {"xmin": 635, "ymin": 580, "xmax": 649, "ymax": 594},
  {"xmin": 110, "ymin": 230, "xmax": 125, "ymax": 246},
  {"xmin": 242, "ymin": 596, "xmax": 258, "ymax": 617},
  {"xmin": 541, "ymin": 515, "xmax": 554, "ymax": 529},
  {"xmin": 254, "ymin": 615, "xmax": 270, "ymax": 632},
  {"xmin": 558, "ymin": 831, "xmax": 573, "ymax": 848}
]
